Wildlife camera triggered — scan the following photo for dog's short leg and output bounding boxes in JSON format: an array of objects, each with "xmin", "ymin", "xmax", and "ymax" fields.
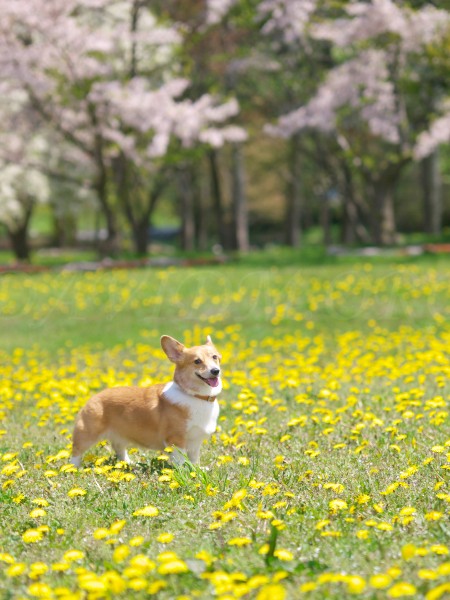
[
  {"xmin": 71, "ymin": 403, "xmax": 105, "ymax": 467},
  {"xmin": 115, "ymin": 447, "xmax": 131, "ymax": 464},
  {"xmin": 110, "ymin": 438, "xmax": 131, "ymax": 464},
  {"xmin": 71, "ymin": 455, "xmax": 82, "ymax": 468},
  {"xmin": 163, "ymin": 441, "xmax": 187, "ymax": 465},
  {"xmin": 171, "ymin": 447, "xmax": 188, "ymax": 465},
  {"xmin": 186, "ymin": 439, "xmax": 203, "ymax": 465}
]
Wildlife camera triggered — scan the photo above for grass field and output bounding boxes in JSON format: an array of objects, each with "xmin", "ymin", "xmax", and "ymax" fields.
[{"xmin": 0, "ymin": 258, "xmax": 449, "ymax": 599}]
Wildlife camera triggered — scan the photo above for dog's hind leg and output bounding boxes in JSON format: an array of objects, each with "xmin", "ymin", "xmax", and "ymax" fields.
[{"xmin": 71, "ymin": 403, "xmax": 106, "ymax": 467}]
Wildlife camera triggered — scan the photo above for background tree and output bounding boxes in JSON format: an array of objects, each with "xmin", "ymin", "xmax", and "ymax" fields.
[
  {"xmin": 264, "ymin": 0, "xmax": 450, "ymax": 244},
  {"xmin": 0, "ymin": 0, "xmax": 246, "ymax": 257}
]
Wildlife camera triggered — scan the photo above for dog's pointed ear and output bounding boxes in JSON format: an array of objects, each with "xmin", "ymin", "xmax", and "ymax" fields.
[
  {"xmin": 161, "ymin": 335, "xmax": 185, "ymax": 363},
  {"xmin": 206, "ymin": 335, "xmax": 213, "ymax": 345}
]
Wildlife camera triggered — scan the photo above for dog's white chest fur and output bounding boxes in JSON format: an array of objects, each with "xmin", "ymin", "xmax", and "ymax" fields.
[{"xmin": 163, "ymin": 382, "xmax": 220, "ymax": 437}]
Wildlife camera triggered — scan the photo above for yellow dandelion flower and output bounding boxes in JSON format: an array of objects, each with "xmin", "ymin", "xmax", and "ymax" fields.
[
  {"xmin": 78, "ymin": 576, "xmax": 107, "ymax": 593},
  {"xmin": 329, "ymin": 499, "xmax": 348, "ymax": 511},
  {"xmin": 356, "ymin": 494, "xmax": 371, "ymax": 504},
  {"xmin": 300, "ymin": 581, "xmax": 317, "ymax": 592},
  {"xmin": 324, "ymin": 482, "xmax": 344, "ymax": 494},
  {"xmin": 37, "ymin": 525, "xmax": 49, "ymax": 534},
  {"xmin": 147, "ymin": 580, "xmax": 167, "ymax": 594},
  {"xmin": 401, "ymin": 544, "xmax": 416, "ymax": 560},
  {"xmin": 418, "ymin": 569, "xmax": 437, "ymax": 580},
  {"xmin": 63, "ymin": 550, "xmax": 84, "ymax": 562},
  {"xmin": 129, "ymin": 555, "xmax": 156, "ymax": 573},
  {"xmin": 356, "ymin": 529, "xmax": 369, "ymax": 540},
  {"xmin": 129, "ymin": 536, "xmax": 145, "ymax": 547},
  {"xmin": 157, "ymin": 533, "xmax": 174, "ymax": 544},
  {"xmin": 0, "ymin": 553, "xmax": 15, "ymax": 564},
  {"xmin": 426, "ymin": 583, "xmax": 450, "ymax": 600},
  {"xmin": 376, "ymin": 522, "xmax": 393, "ymax": 531},
  {"xmin": 29, "ymin": 508, "xmax": 47, "ymax": 518},
  {"xmin": 437, "ymin": 563, "xmax": 450, "ymax": 576},
  {"xmin": 346, "ymin": 575, "xmax": 366, "ymax": 594},
  {"xmin": 27, "ymin": 582, "xmax": 52, "ymax": 597},
  {"xmin": 113, "ymin": 544, "xmax": 130, "ymax": 563},
  {"xmin": 425, "ymin": 511, "xmax": 443, "ymax": 521},
  {"xmin": 109, "ymin": 519, "xmax": 127, "ymax": 534},
  {"xmin": 256, "ymin": 584, "xmax": 286, "ymax": 600},
  {"xmin": 29, "ymin": 562, "xmax": 48, "ymax": 580},
  {"xmin": 22, "ymin": 529, "xmax": 44, "ymax": 543},
  {"xmin": 1, "ymin": 452, "xmax": 18, "ymax": 462},
  {"xmin": 101, "ymin": 571, "xmax": 126, "ymax": 593},
  {"xmin": 157, "ymin": 559, "xmax": 189, "ymax": 575},
  {"xmin": 67, "ymin": 487, "xmax": 86, "ymax": 498},
  {"xmin": 227, "ymin": 537, "xmax": 252, "ymax": 547},
  {"xmin": 195, "ymin": 550, "xmax": 216, "ymax": 566},
  {"xmin": 44, "ymin": 470, "xmax": 58, "ymax": 478},
  {"xmin": 257, "ymin": 510, "xmax": 275, "ymax": 520},
  {"xmin": 273, "ymin": 549, "xmax": 294, "ymax": 561},
  {"xmin": 387, "ymin": 582, "xmax": 417, "ymax": 597},
  {"xmin": 6, "ymin": 563, "xmax": 27, "ymax": 577},
  {"xmin": 128, "ymin": 578, "xmax": 147, "ymax": 591},
  {"xmin": 133, "ymin": 505, "xmax": 159, "ymax": 517},
  {"xmin": 370, "ymin": 574, "xmax": 392, "ymax": 589},
  {"xmin": 399, "ymin": 506, "xmax": 416, "ymax": 516},
  {"xmin": 430, "ymin": 545, "xmax": 449, "ymax": 555},
  {"xmin": 93, "ymin": 528, "xmax": 109, "ymax": 540},
  {"xmin": 32, "ymin": 498, "xmax": 49, "ymax": 507}
]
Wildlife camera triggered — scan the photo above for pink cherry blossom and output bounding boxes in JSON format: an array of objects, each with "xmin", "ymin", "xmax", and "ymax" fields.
[{"xmin": 267, "ymin": 50, "xmax": 399, "ymax": 144}]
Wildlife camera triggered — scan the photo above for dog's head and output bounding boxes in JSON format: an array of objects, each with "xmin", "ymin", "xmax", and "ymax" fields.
[{"xmin": 161, "ymin": 335, "xmax": 222, "ymax": 397}]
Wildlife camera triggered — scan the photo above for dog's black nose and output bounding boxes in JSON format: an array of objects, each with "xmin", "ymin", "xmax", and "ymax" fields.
[{"xmin": 211, "ymin": 367, "xmax": 220, "ymax": 376}]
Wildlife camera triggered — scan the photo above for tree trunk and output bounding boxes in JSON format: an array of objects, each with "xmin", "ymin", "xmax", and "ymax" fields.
[
  {"xmin": 89, "ymin": 103, "xmax": 118, "ymax": 254},
  {"xmin": 194, "ymin": 165, "xmax": 208, "ymax": 251},
  {"xmin": 132, "ymin": 219, "xmax": 149, "ymax": 256},
  {"xmin": 8, "ymin": 223, "xmax": 31, "ymax": 261},
  {"xmin": 372, "ymin": 179, "xmax": 397, "ymax": 246},
  {"xmin": 340, "ymin": 164, "xmax": 371, "ymax": 245},
  {"xmin": 7, "ymin": 202, "xmax": 33, "ymax": 261},
  {"xmin": 341, "ymin": 164, "xmax": 356, "ymax": 245},
  {"xmin": 285, "ymin": 134, "xmax": 302, "ymax": 247},
  {"xmin": 231, "ymin": 143, "xmax": 249, "ymax": 252},
  {"xmin": 321, "ymin": 197, "xmax": 332, "ymax": 247},
  {"xmin": 51, "ymin": 210, "xmax": 77, "ymax": 247},
  {"xmin": 179, "ymin": 167, "xmax": 195, "ymax": 252},
  {"xmin": 421, "ymin": 150, "xmax": 442, "ymax": 236},
  {"xmin": 95, "ymin": 169, "xmax": 117, "ymax": 251},
  {"xmin": 208, "ymin": 149, "xmax": 229, "ymax": 249}
]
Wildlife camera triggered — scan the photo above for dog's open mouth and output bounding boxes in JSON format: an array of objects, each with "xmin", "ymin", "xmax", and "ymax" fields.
[{"xmin": 196, "ymin": 373, "xmax": 220, "ymax": 388}]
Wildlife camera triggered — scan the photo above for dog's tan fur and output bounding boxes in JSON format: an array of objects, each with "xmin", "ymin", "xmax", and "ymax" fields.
[
  {"xmin": 72, "ymin": 384, "xmax": 189, "ymax": 457},
  {"xmin": 71, "ymin": 335, "xmax": 222, "ymax": 466}
]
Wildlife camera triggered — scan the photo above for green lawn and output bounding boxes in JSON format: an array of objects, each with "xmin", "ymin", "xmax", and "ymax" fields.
[{"xmin": 0, "ymin": 260, "xmax": 449, "ymax": 599}]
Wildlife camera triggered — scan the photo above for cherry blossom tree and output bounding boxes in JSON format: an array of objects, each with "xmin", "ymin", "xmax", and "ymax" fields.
[
  {"xmin": 262, "ymin": 0, "xmax": 450, "ymax": 244},
  {"xmin": 0, "ymin": 0, "xmax": 246, "ymax": 255},
  {"xmin": 0, "ymin": 87, "xmax": 52, "ymax": 260}
]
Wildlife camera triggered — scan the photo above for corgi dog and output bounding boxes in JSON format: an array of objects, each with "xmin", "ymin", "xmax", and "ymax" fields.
[{"xmin": 71, "ymin": 335, "xmax": 222, "ymax": 467}]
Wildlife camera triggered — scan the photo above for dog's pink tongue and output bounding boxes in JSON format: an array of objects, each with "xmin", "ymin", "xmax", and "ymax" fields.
[{"xmin": 206, "ymin": 377, "xmax": 219, "ymax": 387}]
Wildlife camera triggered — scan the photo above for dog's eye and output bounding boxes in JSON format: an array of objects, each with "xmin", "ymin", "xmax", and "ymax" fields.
[
  {"xmin": 212, "ymin": 355, "xmax": 218, "ymax": 360},
  {"xmin": 194, "ymin": 358, "xmax": 202, "ymax": 365}
]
